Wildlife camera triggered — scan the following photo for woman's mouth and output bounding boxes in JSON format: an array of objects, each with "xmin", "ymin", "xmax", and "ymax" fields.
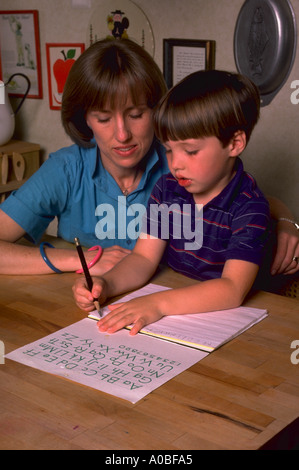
[{"xmin": 114, "ymin": 145, "xmax": 137, "ymax": 156}]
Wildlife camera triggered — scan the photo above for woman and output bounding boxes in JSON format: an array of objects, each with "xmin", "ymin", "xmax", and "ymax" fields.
[
  {"xmin": 0, "ymin": 39, "xmax": 168, "ymax": 275},
  {"xmin": 0, "ymin": 39, "xmax": 298, "ymax": 279}
]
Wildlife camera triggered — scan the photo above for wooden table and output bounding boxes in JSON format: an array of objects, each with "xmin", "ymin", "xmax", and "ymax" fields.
[{"xmin": 1, "ymin": 246, "xmax": 299, "ymax": 450}]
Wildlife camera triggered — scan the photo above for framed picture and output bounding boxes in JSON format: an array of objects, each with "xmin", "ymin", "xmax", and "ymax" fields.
[
  {"xmin": 46, "ymin": 43, "xmax": 85, "ymax": 110},
  {"xmin": 0, "ymin": 10, "xmax": 42, "ymax": 98},
  {"xmin": 163, "ymin": 38, "xmax": 216, "ymax": 88}
]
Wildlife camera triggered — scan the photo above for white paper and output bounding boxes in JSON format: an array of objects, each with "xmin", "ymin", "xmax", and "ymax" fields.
[
  {"xmin": 6, "ymin": 283, "xmax": 267, "ymax": 403},
  {"xmin": 6, "ymin": 318, "xmax": 206, "ymax": 404},
  {"xmin": 173, "ymin": 45, "xmax": 206, "ymax": 85}
]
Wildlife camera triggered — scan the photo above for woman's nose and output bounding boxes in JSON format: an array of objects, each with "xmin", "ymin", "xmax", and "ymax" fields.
[{"xmin": 115, "ymin": 117, "xmax": 131, "ymax": 142}]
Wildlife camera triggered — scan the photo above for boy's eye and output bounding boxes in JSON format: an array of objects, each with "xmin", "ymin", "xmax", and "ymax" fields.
[{"xmin": 186, "ymin": 150, "xmax": 198, "ymax": 156}]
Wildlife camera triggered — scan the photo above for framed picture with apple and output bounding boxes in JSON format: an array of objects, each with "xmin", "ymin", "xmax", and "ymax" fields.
[{"xmin": 46, "ymin": 43, "xmax": 85, "ymax": 110}]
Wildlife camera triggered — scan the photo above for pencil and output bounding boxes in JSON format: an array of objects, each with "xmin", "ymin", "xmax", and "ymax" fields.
[{"xmin": 74, "ymin": 237, "xmax": 102, "ymax": 316}]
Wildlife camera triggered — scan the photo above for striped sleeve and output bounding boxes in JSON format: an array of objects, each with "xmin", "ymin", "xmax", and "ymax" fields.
[{"xmin": 225, "ymin": 195, "xmax": 271, "ymax": 265}]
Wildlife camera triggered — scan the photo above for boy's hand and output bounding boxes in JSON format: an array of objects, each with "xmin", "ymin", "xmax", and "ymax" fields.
[
  {"xmin": 97, "ymin": 295, "xmax": 164, "ymax": 336},
  {"xmin": 72, "ymin": 276, "xmax": 107, "ymax": 312}
]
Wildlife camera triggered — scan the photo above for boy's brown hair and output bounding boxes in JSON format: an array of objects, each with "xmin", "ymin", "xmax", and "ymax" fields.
[{"xmin": 154, "ymin": 70, "xmax": 260, "ymax": 148}]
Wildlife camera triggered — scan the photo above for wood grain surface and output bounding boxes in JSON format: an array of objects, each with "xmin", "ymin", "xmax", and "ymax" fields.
[{"xmin": 1, "ymin": 239, "xmax": 299, "ymax": 450}]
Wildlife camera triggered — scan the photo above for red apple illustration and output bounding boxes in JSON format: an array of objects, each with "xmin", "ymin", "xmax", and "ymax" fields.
[{"xmin": 53, "ymin": 49, "xmax": 76, "ymax": 95}]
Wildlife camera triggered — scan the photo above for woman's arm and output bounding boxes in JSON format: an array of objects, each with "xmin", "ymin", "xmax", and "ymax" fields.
[
  {"xmin": 267, "ymin": 196, "xmax": 299, "ymax": 275},
  {"xmin": 0, "ymin": 209, "xmax": 130, "ymax": 275},
  {"xmin": 268, "ymin": 195, "xmax": 297, "ymax": 220}
]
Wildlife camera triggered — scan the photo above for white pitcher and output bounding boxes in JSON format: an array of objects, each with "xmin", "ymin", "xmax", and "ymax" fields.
[{"xmin": 0, "ymin": 73, "xmax": 30, "ymax": 146}]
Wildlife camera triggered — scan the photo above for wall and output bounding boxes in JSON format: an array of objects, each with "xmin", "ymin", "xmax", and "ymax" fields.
[{"xmin": 1, "ymin": 0, "xmax": 299, "ymax": 219}]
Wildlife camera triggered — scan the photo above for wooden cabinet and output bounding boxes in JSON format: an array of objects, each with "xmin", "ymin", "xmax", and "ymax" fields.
[{"xmin": 0, "ymin": 140, "xmax": 40, "ymax": 202}]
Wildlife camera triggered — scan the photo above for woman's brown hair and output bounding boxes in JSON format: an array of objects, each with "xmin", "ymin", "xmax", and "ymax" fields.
[{"xmin": 62, "ymin": 38, "xmax": 167, "ymax": 147}]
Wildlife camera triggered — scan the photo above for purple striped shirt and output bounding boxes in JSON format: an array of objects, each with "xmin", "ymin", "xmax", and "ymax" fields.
[{"xmin": 143, "ymin": 158, "xmax": 270, "ymax": 281}]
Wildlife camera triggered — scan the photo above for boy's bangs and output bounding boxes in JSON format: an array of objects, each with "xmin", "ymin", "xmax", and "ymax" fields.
[{"xmin": 156, "ymin": 100, "xmax": 215, "ymax": 143}]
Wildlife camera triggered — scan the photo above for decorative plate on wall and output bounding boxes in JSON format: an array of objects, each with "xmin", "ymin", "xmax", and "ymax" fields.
[
  {"xmin": 86, "ymin": 0, "xmax": 154, "ymax": 56},
  {"xmin": 234, "ymin": 0, "xmax": 297, "ymax": 106}
]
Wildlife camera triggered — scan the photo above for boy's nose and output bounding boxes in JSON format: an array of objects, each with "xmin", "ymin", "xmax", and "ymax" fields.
[{"xmin": 171, "ymin": 152, "xmax": 184, "ymax": 171}]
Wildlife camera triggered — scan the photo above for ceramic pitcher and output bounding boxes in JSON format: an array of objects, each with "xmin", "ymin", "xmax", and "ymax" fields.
[{"xmin": 0, "ymin": 73, "xmax": 30, "ymax": 146}]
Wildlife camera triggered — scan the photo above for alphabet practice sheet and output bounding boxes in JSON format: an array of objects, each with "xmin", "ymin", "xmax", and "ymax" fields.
[
  {"xmin": 6, "ymin": 317, "xmax": 206, "ymax": 403},
  {"xmin": 6, "ymin": 283, "xmax": 267, "ymax": 403}
]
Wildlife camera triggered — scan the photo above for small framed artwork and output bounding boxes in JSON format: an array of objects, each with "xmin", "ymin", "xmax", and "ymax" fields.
[
  {"xmin": 163, "ymin": 38, "xmax": 216, "ymax": 88},
  {"xmin": 46, "ymin": 43, "xmax": 85, "ymax": 110},
  {"xmin": 0, "ymin": 10, "xmax": 42, "ymax": 98}
]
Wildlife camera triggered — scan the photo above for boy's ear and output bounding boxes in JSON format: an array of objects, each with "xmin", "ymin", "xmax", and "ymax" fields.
[{"xmin": 229, "ymin": 131, "xmax": 247, "ymax": 156}]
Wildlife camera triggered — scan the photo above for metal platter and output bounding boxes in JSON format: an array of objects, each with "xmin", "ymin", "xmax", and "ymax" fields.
[{"xmin": 234, "ymin": 0, "xmax": 297, "ymax": 106}]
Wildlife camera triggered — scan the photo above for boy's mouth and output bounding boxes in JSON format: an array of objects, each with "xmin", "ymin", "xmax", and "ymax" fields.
[{"xmin": 176, "ymin": 176, "xmax": 192, "ymax": 187}]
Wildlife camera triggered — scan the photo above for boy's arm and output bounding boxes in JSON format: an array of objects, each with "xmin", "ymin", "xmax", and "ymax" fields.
[
  {"xmin": 156, "ymin": 258, "xmax": 259, "ymax": 315},
  {"xmin": 103, "ymin": 235, "xmax": 167, "ymax": 297},
  {"xmin": 73, "ymin": 235, "xmax": 166, "ymax": 311},
  {"xmin": 97, "ymin": 258, "xmax": 259, "ymax": 335}
]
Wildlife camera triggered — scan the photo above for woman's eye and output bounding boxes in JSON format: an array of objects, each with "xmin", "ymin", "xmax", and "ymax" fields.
[
  {"xmin": 97, "ymin": 117, "xmax": 110, "ymax": 123},
  {"xmin": 130, "ymin": 113, "xmax": 143, "ymax": 119}
]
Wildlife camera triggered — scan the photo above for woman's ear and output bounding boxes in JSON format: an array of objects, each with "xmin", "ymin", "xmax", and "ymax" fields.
[{"xmin": 229, "ymin": 131, "xmax": 247, "ymax": 156}]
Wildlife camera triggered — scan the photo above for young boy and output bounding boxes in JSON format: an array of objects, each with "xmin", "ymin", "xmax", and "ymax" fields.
[{"xmin": 73, "ymin": 70, "xmax": 270, "ymax": 335}]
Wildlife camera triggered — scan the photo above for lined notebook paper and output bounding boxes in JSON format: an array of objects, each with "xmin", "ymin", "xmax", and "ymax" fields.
[{"xmin": 91, "ymin": 284, "xmax": 268, "ymax": 352}]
